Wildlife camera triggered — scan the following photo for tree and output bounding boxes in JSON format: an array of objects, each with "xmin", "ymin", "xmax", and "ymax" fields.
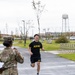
[{"xmin": 32, "ymin": 0, "xmax": 45, "ymax": 35}]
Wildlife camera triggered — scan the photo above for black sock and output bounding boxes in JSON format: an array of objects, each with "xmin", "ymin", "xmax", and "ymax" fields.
[{"xmin": 37, "ymin": 73, "xmax": 39, "ymax": 75}]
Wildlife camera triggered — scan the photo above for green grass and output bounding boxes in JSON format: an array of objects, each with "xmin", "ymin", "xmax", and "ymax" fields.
[
  {"xmin": 13, "ymin": 39, "xmax": 75, "ymax": 50},
  {"xmin": 58, "ymin": 53, "xmax": 75, "ymax": 61},
  {"xmin": 13, "ymin": 40, "xmax": 31, "ymax": 48},
  {"xmin": 13, "ymin": 40, "xmax": 60, "ymax": 50},
  {"xmin": 42, "ymin": 40, "xmax": 60, "ymax": 51},
  {"xmin": 1, "ymin": 39, "xmax": 75, "ymax": 51},
  {"xmin": 70, "ymin": 40, "xmax": 75, "ymax": 43}
]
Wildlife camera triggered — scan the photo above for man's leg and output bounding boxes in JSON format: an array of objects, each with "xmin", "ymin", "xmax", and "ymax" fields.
[
  {"xmin": 31, "ymin": 63, "xmax": 35, "ymax": 67},
  {"xmin": 30, "ymin": 56, "xmax": 35, "ymax": 67},
  {"xmin": 37, "ymin": 61, "xmax": 40, "ymax": 75}
]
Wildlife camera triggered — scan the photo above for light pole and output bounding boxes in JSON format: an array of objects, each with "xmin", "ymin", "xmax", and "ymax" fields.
[{"xmin": 22, "ymin": 20, "xmax": 26, "ymax": 46}]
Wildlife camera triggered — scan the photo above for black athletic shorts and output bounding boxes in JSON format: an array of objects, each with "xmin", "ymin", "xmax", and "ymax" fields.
[{"xmin": 30, "ymin": 55, "xmax": 41, "ymax": 63}]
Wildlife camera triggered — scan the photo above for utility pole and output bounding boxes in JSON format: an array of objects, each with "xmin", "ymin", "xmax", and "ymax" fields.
[{"xmin": 22, "ymin": 20, "xmax": 26, "ymax": 46}]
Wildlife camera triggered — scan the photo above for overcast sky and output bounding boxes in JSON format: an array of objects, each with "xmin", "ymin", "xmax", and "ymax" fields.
[{"xmin": 0, "ymin": 0, "xmax": 75, "ymax": 36}]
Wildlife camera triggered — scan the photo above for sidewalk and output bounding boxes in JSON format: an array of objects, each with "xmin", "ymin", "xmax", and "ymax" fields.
[
  {"xmin": 44, "ymin": 51, "xmax": 60, "ymax": 54},
  {"xmin": 18, "ymin": 48, "xmax": 75, "ymax": 75},
  {"xmin": 45, "ymin": 50, "xmax": 75, "ymax": 54}
]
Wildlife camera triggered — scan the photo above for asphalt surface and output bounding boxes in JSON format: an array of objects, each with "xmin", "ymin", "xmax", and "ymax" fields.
[
  {"xmin": 17, "ymin": 48, "xmax": 75, "ymax": 75},
  {"xmin": 0, "ymin": 45, "xmax": 75, "ymax": 75}
]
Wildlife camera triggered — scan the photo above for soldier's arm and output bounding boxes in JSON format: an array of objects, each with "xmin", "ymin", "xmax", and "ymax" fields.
[
  {"xmin": 0, "ymin": 52, "xmax": 3, "ymax": 62},
  {"xmin": 14, "ymin": 48, "xmax": 24, "ymax": 63}
]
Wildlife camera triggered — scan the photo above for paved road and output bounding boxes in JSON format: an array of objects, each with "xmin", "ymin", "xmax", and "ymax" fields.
[
  {"xmin": 17, "ymin": 48, "xmax": 75, "ymax": 75},
  {"xmin": 0, "ymin": 45, "xmax": 75, "ymax": 75}
]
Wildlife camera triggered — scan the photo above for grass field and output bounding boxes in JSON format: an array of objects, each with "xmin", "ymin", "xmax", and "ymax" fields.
[
  {"xmin": 58, "ymin": 53, "xmax": 75, "ymax": 61},
  {"xmin": 0, "ymin": 39, "xmax": 75, "ymax": 51},
  {"xmin": 13, "ymin": 40, "xmax": 60, "ymax": 51},
  {"xmin": 43, "ymin": 41, "xmax": 60, "ymax": 51}
]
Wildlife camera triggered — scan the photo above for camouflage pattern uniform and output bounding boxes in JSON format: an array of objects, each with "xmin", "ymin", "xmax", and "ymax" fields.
[{"xmin": 0, "ymin": 47, "xmax": 24, "ymax": 75}]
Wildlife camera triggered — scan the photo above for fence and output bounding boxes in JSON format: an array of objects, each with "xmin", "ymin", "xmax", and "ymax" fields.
[{"xmin": 60, "ymin": 43, "xmax": 75, "ymax": 53}]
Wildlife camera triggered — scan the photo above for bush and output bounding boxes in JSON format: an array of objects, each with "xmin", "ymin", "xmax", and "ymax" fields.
[
  {"xmin": 55, "ymin": 35, "xmax": 69, "ymax": 43},
  {"xmin": 18, "ymin": 40, "xmax": 23, "ymax": 43}
]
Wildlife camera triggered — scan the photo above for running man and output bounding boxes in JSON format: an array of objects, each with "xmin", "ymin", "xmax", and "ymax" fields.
[{"xmin": 28, "ymin": 34, "xmax": 44, "ymax": 75}]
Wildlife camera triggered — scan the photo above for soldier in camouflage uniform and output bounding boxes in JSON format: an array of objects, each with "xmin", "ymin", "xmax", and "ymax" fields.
[{"xmin": 0, "ymin": 39, "xmax": 24, "ymax": 75}]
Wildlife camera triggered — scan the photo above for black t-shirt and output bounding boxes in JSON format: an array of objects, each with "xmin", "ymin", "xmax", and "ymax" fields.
[{"xmin": 29, "ymin": 41, "xmax": 42, "ymax": 56}]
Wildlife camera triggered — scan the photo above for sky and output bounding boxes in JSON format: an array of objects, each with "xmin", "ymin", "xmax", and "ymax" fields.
[{"xmin": 0, "ymin": 0, "xmax": 75, "ymax": 36}]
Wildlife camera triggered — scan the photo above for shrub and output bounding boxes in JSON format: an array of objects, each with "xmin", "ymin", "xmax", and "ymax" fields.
[{"xmin": 55, "ymin": 35, "xmax": 69, "ymax": 43}]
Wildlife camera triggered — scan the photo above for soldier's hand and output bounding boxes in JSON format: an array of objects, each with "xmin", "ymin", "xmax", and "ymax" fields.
[
  {"xmin": 13, "ymin": 47, "xmax": 17, "ymax": 50},
  {"xmin": 13, "ymin": 48, "xmax": 20, "ymax": 55}
]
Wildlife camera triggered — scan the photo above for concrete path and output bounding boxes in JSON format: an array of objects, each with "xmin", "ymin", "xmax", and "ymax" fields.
[
  {"xmin": 0, "ymin": 45, "xmax": 75, "ymax": 75},
  {"xmin": 17, "ymin": 48, "xmax": 75, "ymax": 75}
]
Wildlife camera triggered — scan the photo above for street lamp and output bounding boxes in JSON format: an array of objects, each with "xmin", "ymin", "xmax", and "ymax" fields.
[{"xmin": 22, "ymin": 20, "xmax": 26, "ymax": 46}]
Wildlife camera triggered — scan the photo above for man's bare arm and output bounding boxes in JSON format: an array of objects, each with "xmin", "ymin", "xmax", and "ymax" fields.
[
  {"xmin": 28, "ymin": 47, "xmax": 33, "ymax": 55},
  {"xmin": 41, "ymin": 47, "xmax": 44, "ymax": 51}
]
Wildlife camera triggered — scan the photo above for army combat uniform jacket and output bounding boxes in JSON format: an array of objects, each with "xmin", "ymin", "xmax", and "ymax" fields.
[{"xmin": 0, "ymin": 47, "xmax": 24, "ymax": 75}]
